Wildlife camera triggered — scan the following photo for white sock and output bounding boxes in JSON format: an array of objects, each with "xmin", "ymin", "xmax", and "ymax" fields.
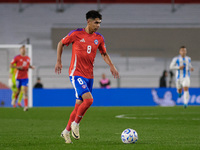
[
  {"xmin": 73, "ymin": 121, "xmax": 79, "ymax": 126},
  {"xmin": 184, "ymin": 91, "xmax": 189, "ymax": 105},
  {"xmin": 63, "ymin": 128, "xmax": 70, "ymax": 134}
]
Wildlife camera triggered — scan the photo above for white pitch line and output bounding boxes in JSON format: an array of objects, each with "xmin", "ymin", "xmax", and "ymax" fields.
[
  {"xmin": 115, "ymin": 114, "xmax": 200, "ymax": 121},
  {"xmin": 115, "ymin": 133, "xmax": 121, "ymax": 135}
]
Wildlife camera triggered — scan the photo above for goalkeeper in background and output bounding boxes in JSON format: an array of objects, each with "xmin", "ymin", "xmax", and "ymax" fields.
[{"xmin": 8, "ymin": 64, "xmax": 23, "ymax": 108}]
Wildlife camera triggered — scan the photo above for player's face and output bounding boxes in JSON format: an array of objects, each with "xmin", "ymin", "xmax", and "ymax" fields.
[
  {"xmin": 179, "ymin": 48, "xmax": 187, "ymax": 57},
  {"xmin": 88, "ymin": 18, "xmax": 101, "ymax": 33},
  {"xmin": 20, "ymin": 47, "xmax": 26, "ymax": 56},
  {"xmin": 102, "ymin": 74, "xmax": 106, "ymax": 79}
]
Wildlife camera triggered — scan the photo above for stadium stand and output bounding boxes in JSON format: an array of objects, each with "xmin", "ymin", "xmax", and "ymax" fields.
[
  {"xmin": 0, "ymin": 3, "xmax": 200, "ymax": 88},
  {"xmin": 1, "ymin": 0, "xmax": 200, "ymax": 3},
  {"xmin": 0, "ymin": 82, "xmax": 9, "ymax": 89}
]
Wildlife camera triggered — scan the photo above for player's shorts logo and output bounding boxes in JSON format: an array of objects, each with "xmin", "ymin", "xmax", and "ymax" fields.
[
  {"xmin": 82, "ymin": 84, "xmax": 87, "ymax": 89},
  {"xmin": 94, "ymin": 39, "xmax": 98, "ymax": 45}
]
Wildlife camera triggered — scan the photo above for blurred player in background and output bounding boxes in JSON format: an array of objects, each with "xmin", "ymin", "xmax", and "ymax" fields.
[
  {"xmin": 55, "ymin": 10, "xmax": 119, "ymax": 143},
  {"xmin": 10, "ymin": 45, "xmax": 35, "ymax": 111},
  {"xmin": 169, "ymin": 46, "xmax": 194, "ymax": 108},
  {"xmin": 8, "ymin": 63, "xmax": 23, "ymax": 108}
]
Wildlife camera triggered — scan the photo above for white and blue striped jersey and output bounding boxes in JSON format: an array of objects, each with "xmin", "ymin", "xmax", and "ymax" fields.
[{"xmin": 169, "ymin": 55, "xmax": 192, "ymax": 80}]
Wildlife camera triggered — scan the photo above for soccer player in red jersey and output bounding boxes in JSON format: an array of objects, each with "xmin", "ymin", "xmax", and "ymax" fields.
[
  {"xmin": 10, "ymin": 45, "xmax": 35, "ymax": 111},
  {"xmin": 55, "ymin": 10, "xmax": 119, "ymax": 143}
]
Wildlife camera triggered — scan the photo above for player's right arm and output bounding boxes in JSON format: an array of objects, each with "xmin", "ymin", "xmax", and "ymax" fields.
[
  {"xmin": 10, "ymin": 64, "xmax": 23, "ymax": 70},
  {"xmin": 169, "ymin": 57, "xmax": 184, "ymax": 70},
  {"xmin": 55, "ymin": 30, "xmax": 75, "ymax": 74},
  {"xmin": 10, "ymin": 57, "xmax": 23, "ymax": 70},
  {"xmin": 55, "ymin": 40, "xmax": 63, "ymax": 74}
]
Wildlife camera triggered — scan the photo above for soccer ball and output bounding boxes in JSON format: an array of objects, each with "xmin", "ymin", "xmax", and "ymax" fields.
[{"xmin": 121, "ymin": 128, "xmax": 138, "ymax": 144}]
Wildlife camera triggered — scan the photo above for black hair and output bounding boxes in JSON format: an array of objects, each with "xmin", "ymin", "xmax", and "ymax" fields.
[
  {"xmin": 86, "ymin": 10, "xmax": 102, "ymax": 20},
  {"xmin": 162, "ymin": 70, "xmax": 167, "ymax": 77},
  {"xmin": 180, "ymin": 46, "xmax": 186, "ymax": 49},
  {"xmin": 20, "ymin": 45, "xmax": 25, "ymax": 49}
]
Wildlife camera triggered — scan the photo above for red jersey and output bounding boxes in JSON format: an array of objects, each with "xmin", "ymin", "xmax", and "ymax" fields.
[
  {"xmin": 62, "ymin": 28, "xmax": 107, "ymax": 79},
  {"xmin": 11, "ymin": 55, "xmax": 30, "ymax": 79}
]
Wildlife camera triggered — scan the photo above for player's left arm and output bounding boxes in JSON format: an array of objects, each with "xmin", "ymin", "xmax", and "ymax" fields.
[
  {"xmin": 189, "ymin": 57, "xmax": 194, "ymax": 71},
  {"xmin": 29, "ymin": 65, "xmax": 35, "ymax": 69},
  {"xmin": 98, "ymin": 35, "xmax": 119, "ymax": 78},
  {"xmin": 28, "ymin": 57, "xmax": 35, "ymax": 69},
  {"xmin": 101, "ymin": 52, "xmax": 119, "ymax": 78}
]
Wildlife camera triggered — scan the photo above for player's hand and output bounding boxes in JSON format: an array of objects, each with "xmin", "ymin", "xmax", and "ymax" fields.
[
  {"xmin": 17, "ymin": 66, "xmax": 23, "ymax": 70},
  {"xmin": 8, "ymin": 78, "xmax": 12, "ymax": 88},
  {"xmin": 191, "ymin": 67, "xmax": 194, "ymax": 71},
  {"xmin": 110, "ymin": 65, "xmax": 119, "ymax": 78},
  {"xmin": 31, "ymin": 66, "xmax": 35, "ymax": 69},
  {"xmin": 179, "ymin": 65, "xmax": 184, "ymax": 70},
  {"xmin": 55, "ymin": 61, "xmax": 62, "ymax": 74}
]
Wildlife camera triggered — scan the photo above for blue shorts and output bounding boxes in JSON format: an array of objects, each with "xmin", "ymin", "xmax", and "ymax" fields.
[
  {"xmin": 16, "ymin": 78, "xmax": 29, "ymax": 88},
  {"xmin": 70, "ymin": 76, "xmax": 93, "ymax": 101}
]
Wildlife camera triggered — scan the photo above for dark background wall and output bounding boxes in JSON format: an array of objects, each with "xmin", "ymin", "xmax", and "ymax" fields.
[
  {"xmin": 51, "ymin": 28, "xmax": 200, "ymax": 60},
  {"xmin": 1, "ymin": 0, "xmax": 200, "ymax": 3}
]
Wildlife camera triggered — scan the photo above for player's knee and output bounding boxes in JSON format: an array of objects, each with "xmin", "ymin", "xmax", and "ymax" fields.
[
  {"xmin": 177, "ymin": 88, "xmax": 182, "ymax": 93},
  {"xmin": 85, "ymin": 98, "xmax": 93, "ymax": 106},
  {"xmin": 23, "ymin": 93, "xmax": 28, "ymax": 98}
]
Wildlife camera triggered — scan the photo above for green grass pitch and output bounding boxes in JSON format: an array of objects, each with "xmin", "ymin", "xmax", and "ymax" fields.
[{"xmin": 0, "ymin": 106, "xmax": 200, "ymax": 150}]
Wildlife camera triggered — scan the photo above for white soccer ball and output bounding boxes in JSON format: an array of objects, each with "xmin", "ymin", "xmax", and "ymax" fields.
[{"xmin": 121, "ymin": 128, "xmax": 138, "ymax": 144}]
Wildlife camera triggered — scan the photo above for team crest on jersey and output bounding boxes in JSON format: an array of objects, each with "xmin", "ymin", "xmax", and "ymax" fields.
[
  {"xmin": 94, "ymin": 39, "xmax": 98, "ymax": 45},
  {"xmin": 82, "ymin": 84, "xmax": 87, "ymax": 89}
]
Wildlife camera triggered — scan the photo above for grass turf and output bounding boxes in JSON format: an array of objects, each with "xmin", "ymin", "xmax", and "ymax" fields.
[{"xmin": 0, "ymin": 106, "xmax": 200, "ymax": 150}]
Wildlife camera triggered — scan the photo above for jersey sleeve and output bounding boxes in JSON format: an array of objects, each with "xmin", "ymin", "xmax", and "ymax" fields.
[
  {"xmin": 188, "ymin": 57, "xmax": 193, "ymax": 68},
  {"xmin": 10, "ymin": 56, "xmax": 17, "ymax": 65},
  {"xmin": 9, "ymin": 68, "xmax": 13, "ymax": 74},
  {"xmin": 61, "ymin": 30, "xmax": 76, "ymax": 46},
  {"xmin": 169, "ymin": 57, "xmax": 179, "ymax": 70},
  {"xmin": 98, "ymin": 36, "xmax": 107, "ymax": 54}
]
